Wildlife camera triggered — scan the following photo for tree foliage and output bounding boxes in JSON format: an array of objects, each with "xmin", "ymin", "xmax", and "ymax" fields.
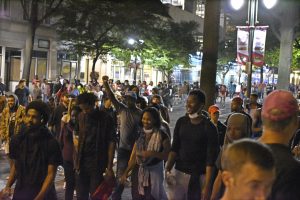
[
  {"xmin": 56, "ymin": 0, "xmax": 169, "ymax": 79},
  {"xmin": 56, "ymin": 0, "xmax": 200, "ymax": 80},
  {"xmin": 111, "ymin": 21, "xmax": 200, "ymax": 80},
  {"xmin": 292, "ymin": 38, "xmax": 300, "ymax": 70}
]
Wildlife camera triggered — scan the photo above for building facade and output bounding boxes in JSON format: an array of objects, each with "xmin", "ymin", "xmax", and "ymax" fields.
[{"xmin": 0, "ymin": 0, "xmax": 58, "ymax": 90}]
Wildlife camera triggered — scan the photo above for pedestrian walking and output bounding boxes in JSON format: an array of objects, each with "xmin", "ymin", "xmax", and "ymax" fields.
[
  {"xmin": 259, "ymin": 90, "xmax": 300, "ymax": 198},
  {"xmin": 0, "ymin": 94, "xmax": 26, "ymax": 167},
  {"xmin": 75, "ymin": 92, "xmax": 116, "ymax": 199},
  {"xmin": 14, "ymin": 79, "xmax": 31, "ymax": 107},
  {"xmin": 2, "ymin": 101, "xmax": 62, "ymax": 199},
  {"xmin": 102, "ymin": 76, "xmax": 142, "ymax": 200},
  {"xmin": 165, "ymin": 89, "xmax": 219, "ymax": 200},
  {"xmin": 210, "ymin": 113, "xmax": 252, "ymax": 200},
  {"xmin": 120, "ymin": 107, "xmax": 171, "ymax": 200}
]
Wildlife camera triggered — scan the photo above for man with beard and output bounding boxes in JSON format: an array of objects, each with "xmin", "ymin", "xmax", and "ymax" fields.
[
  {"xmin": 0, "ymin": 94, "xmax": 25, "ymax": 156},
  {"xmin": 2, "ymin": 101, "xmax": 62, "ymax": 199}
]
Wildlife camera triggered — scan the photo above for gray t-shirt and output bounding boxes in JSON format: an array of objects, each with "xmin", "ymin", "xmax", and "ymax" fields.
[{"xmin": 118, "ymin": 104, "xmax": 142, "ymax": 150}]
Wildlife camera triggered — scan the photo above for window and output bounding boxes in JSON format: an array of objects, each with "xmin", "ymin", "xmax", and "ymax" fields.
[
  {"xmin": 29, "ymin": 51, "xmax": 48, "ymax": 81},
  {"xmin": 10, "ymin": 57, "xmax": 21, "ymax": 81},
  {"xmin": 0, "ymin": 0, "xmax": 10, "ymax": 17},
  {"xmin": 7, "ymin": 50, "xmax": 21, "ymax": 81},
  {"xmin": 195, "ymin": 0, "xmax": 205, "ymax": 18},
  {"xmin": 60, "ymin": 61, "xmax": 77, "ymax": 81}
]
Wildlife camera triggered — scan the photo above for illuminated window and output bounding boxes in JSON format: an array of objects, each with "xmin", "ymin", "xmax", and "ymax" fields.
[{"xmin": 195, "ymin": 0, "xmax": 205, "ymax": 18}]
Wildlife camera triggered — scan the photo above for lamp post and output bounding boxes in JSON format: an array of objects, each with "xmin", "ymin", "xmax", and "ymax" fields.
[
  {"xmin": 128, "ymin": 38, "xmax": 143, "ymax": 85},
  {"xmin": 231, "ymin": 0, "xmax": 277, "ymax": 98}
]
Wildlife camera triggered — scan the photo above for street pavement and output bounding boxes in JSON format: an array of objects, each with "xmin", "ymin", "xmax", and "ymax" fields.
[{"xmin": 0, "ymin": 97, "xmax": 232, "ymax": 200}]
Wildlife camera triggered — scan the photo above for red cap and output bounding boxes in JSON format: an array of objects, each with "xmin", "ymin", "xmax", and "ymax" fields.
[
  {"xmin": 208, "ymin": 105, "xmax": 220, "ymax": 114},
  {"xmin": 262, "ymin": 90, "xmax": 298, "ymax": 121}
]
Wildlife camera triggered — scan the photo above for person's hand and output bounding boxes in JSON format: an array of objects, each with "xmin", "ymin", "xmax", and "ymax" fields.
[
  {"xmin": 119, "ymin": 173, "xmax": 128, "ymax": 185},
  {"xmin": 292, "ymin": 145, "xmax": 300, "ymax": 158},
  {"xmin": 102, "ymin": 76, "xmax": 109, "ymax": 82},
  {"xmin": 104, "ymin": 168, "xmax": 114, "ymax": 180},
  {"xmin": 201, "ymin": 186, "xmax": 210, "ymax": 200},
  {"xmin": 0, "ymin": 187, "xmax": 12, "ymax": 199},
  {"xmin": 165, "ymin": 170, "xmax": 176, "ymax": 186},
  {"xmin": 136, "ymin": 150, "xmax": 153, "ymax": 159}
]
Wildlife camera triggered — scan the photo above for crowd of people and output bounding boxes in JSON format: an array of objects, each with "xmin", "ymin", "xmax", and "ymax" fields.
[{"xmin": 0, "ymin": 75, "xmax": 299, "ymax": 200}]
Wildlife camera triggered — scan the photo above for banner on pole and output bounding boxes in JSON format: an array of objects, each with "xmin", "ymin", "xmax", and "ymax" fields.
[
  {"xmin": 236, "ymin": 27, "xmax": 250, "ymax": 65},
  {"xmin": 252, "ymin": 26, "xmax": 268, "ymax": 67},
  {"xmin": 236, "ymin": 26, "xmax": 268, "ymax": 67}
]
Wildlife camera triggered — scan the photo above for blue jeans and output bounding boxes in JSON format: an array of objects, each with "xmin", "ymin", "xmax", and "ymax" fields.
[{"xmin": 111, "ymin": 148, "xmax": 132, "ymax": 200}]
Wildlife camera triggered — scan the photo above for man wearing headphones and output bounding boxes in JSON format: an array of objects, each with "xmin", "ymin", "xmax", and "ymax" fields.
[{"xmin": 2, "ymin": 101, "xmax": 62, "ymax": 200}]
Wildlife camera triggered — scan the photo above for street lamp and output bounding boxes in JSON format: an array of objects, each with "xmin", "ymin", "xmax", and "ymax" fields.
[
  {"xmin": 230, "ymin": 0, "xmax": 277, "ymax": 98},
  {"xmin": 128, "ymin": 38, "xmax": 143, "ymax": 85}
]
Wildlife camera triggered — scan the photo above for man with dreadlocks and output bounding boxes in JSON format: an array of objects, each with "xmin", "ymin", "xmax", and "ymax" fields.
[{"xmin": 2, "ymin": 101, "xmax": 63, "ymax": 200}]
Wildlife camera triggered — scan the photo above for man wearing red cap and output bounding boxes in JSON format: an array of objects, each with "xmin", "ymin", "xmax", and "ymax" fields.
[
  {"xmin": 208, "ymin": 105, "xmax": 226, "ymax": 147},
  {"xmin": 259, "ymin": 90, "xmax": 300, "ymax": 199}
]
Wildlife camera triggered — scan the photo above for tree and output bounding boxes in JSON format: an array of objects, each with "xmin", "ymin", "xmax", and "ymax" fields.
[
  {"xmin": 111, "ymin": 21, "xmax": 200, "ymax": 82},
  {"xmin": 20, "ymin": 0, "xmax": 63, "ymax": 83},
  {"xmin": 265, "ymin": 0, "xmax": 300, "ymax": 89},
  {"xmin": 150, "ymin": 21, "xmax": 200, "ymax": 81},
  {"xmin": 56, "ymin": 0, "xmax": 168, "ymax": 80},
  {"xmin": 200, "ymin": 0, "xmax": 221, "ymax": 108}
]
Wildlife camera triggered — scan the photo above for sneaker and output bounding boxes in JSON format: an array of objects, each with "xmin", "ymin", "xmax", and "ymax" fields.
[{"xmin": 73, "ymin": 191, "xmax": 76, "ymax": 197}]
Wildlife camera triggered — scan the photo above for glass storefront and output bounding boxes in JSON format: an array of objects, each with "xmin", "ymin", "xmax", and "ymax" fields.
[
  {"xmin": 8, "ymin": 50, "xmax": 21, "ymax": 81},
  {"xmin": 60, "ymin": 61, "xmax": 77, "ymax": 81},
  {"xmin": 29, "ymin": 51, "xmax": 48, "ymax": 81}
]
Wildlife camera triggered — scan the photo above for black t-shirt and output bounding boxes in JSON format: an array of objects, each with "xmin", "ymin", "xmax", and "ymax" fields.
[
  {"xmin": 78, "ymin": 110, "xmax": 116, "ymax": 172},
  {"xmin": 171, "ymin": 116, "xmax": 219, "ymax": 176},
  {"xmin": 217, "ymin": 121, "xmax": 226, "ymax": 147},
  {"xmin": 9, "ymin": 128, "xmax": 62, "ymax": 199},
  {"xmin": 267, "ymin": 143, "xmax": 300, "ymax": 199},
  {"xmin": 81, "ymin": 116, "xmax": 99, "ymax": 171}
]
